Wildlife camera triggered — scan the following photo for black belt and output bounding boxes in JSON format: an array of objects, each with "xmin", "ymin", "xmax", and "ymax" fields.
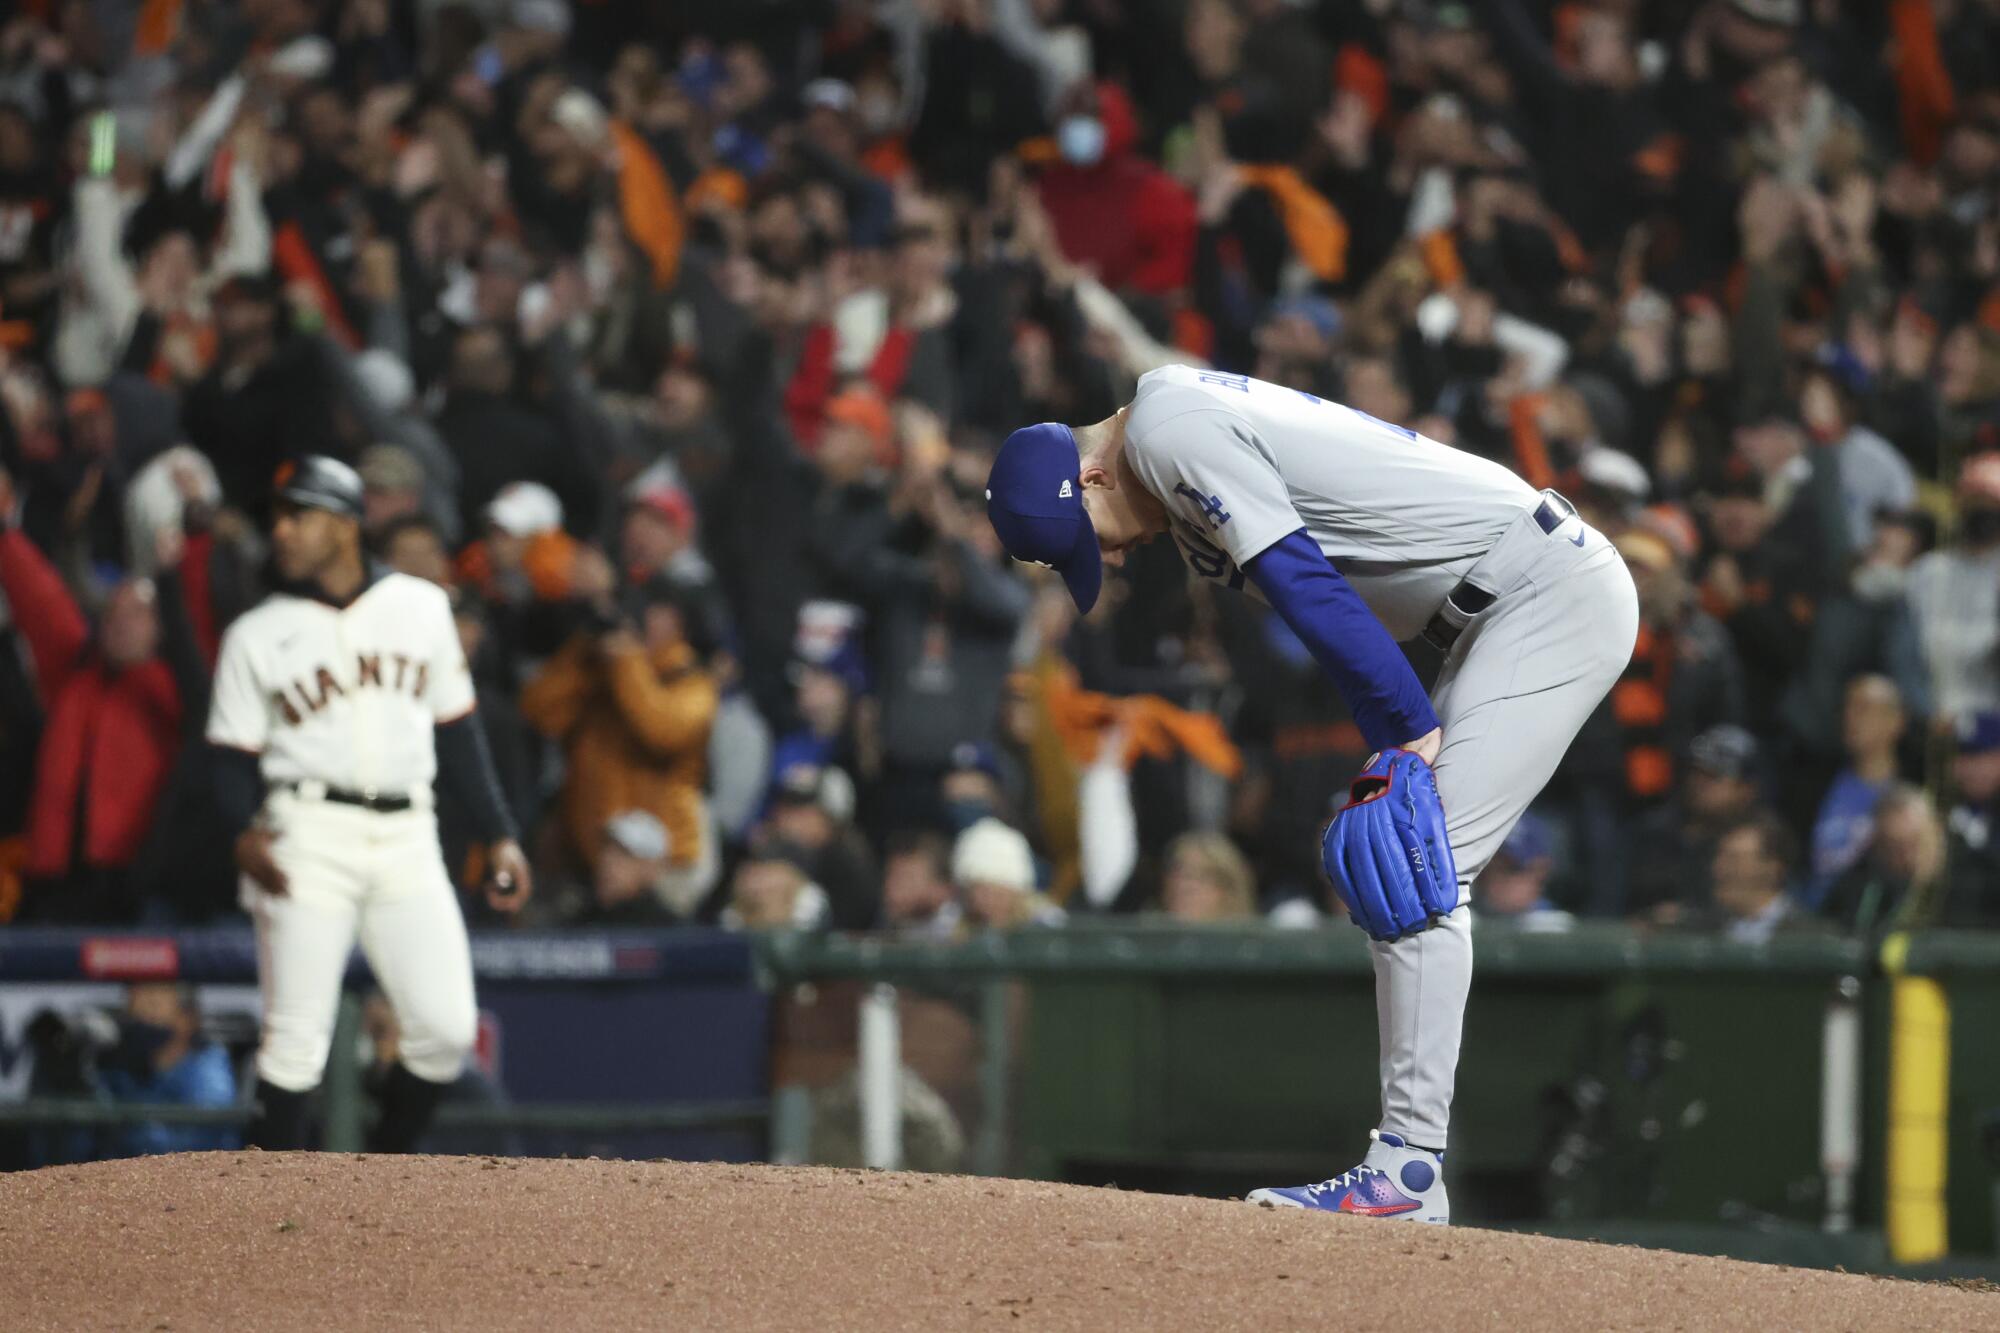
[
  {"xmin": 1420, "ymin": 492, "xmax": 1579, "ymax": 655},
  {"xmin": 281, "ymin": 781, "xmax": 413, "ymax": 813}
]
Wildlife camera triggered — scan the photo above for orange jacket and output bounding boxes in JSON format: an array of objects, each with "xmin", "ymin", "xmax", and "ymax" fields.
[{"xmin": 520, "ymin": 635, "xmax": 718, "ymax": 871}]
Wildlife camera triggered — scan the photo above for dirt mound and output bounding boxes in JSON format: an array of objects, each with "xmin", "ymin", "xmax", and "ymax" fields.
[{"xmin": 1, "ymin": 1154, "xmax": 1990, "ymax": 1330}]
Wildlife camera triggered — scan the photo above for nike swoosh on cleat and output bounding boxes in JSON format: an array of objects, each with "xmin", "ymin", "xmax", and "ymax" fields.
[
  {"xmin": 1567, "ymin": 529, "xmax": 1586, "ymax": 547},
  {"xmin": 1337, "ymin": 1196, "xmax": 1423, "ymax": 1217}
]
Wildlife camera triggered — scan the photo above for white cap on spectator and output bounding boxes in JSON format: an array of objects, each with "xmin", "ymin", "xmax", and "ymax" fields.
[
  {"xmin": 487, "ymin": 481, "xmax": 563, "ymax": 537},
  {"xmin": 603, "ymin": 810, "xmax": 670, "ymax": 861},
  {"xmin": 790, "ymin": 881, "xmax": 831, "ymax": 929},
  {"xmin": 952, "ymin": 818, "xmax": 1035, "ymax": 893},
  {"xmin": 550, "ymin": 89, "xmax": 610, "ymax": 150},
  {"xmin": 802, "ymin": 78, "xmax": 855, "ymax": 114},
  {"xmin": 513, "ymin": 0, "xmax": 572, "ymax": 34},
  {"xmin": 1577, "ymin": 447, "xmax": 1651, "ymax": 503},
  {"xmin": 353, "ymin": 348, "xmax": 415, "ymax": 414},
  {"xmin": 793, "ymin": 599, "xmax": 865, "ymax": 663},
  {"xmin": 268, "ymin": 35, "xmax": 335, "ymax": 80},
  {"xmin": 1728, "ymin": 0, "xmax": 1801, "ymax": 24}
]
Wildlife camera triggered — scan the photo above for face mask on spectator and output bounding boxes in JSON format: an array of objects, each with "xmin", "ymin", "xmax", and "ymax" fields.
[
  {"xmin": 944, "ymin": 798, "xmax": 995, "ymax": 834},
  {"xmin": 1850, "ymin": 561, "xmax": 1906, "ymax": 603},
  {"xmin": 1058, "ymin": 115, "xmax": 1106, "ymax": 167},
  {"xmin": 1962, "ymin": 509, "xmax": 2000, "ymax": 545}
]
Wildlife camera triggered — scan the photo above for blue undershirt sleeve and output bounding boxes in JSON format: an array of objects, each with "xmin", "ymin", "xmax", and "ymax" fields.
[{"xmin": 1244, "ymin": 529, "xmax": 1440, "ymax": 752}]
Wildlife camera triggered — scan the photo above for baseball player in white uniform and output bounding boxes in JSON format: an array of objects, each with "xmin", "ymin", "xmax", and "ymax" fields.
[
  {"xmin": 986, "ymin": 365, "xmax": 1639, "ymax": 1223},
  {"xmin": 206, "ymin": 456, "xmax": 532, "ymax": 1152}
]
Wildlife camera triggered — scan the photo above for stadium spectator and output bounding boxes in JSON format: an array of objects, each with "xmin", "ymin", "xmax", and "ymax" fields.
[
  {"xmin": 1471, "ymin": 815, "xmax": 1574, "ymax": 934},
  {"xmin": 952, "ymin": 817, "xmax": 1061, "ymax": 930},
  {"xmin": 96, "ymin": 983, "xmax": 239, "ymax": 1158},
  {"xmin": 815, "ymin": 429, "xmax": 1031, "ymax": 833},
  {"xmin": 357, "ymin": 444, "xmax": 430, "ymax": 543},
  {"xmin": 769, "ymin": 634, "xmax": 869, "ymax": 802},
  {"xmin": 724, "ymin": 844, "xmax": 831, "ymax": 931},
  {"xmin": 1600, "ymin": 529, "xmax": 1748, "ymax": 813},
  {"xmin": 1158, "ymin": 831, "xmax": 1256, "ymax": 924},
  {"xmin": 377, "ymin": 514, "xmax": 454, "ymax": 587},
  {"xmin": 1805, "ymin": 676, "xmax": 1908, "ymax": 910},
  {"xmin": 1908, "ymin": 455, "xmax": 2000, "ymax": 726},
  {"xmin": 1694, "ymin": 813, "xmax": 1827, "ymax": 946},
  {"xmin": 538, "ymin": 811, "xmax": 679, "ymax": 928},
  {"xmin": 620, "ymin": 483, "xmax": 729, "ymax": 636},
  {"xmin": 180, "ymin": 277, "xmax": 342, "ymax": 514},
  {"xmin": 1628, "ymin": 725, "xmax": 1765, "ymax": 923},
  {"xmin": 1777, "ymin": 508, "xmax": 1935, "ymax": 775},
  {"xmin": 435, "ymin": 325, "xmax": 595, "ymax": 538},
  {"xmin": 880, "ymin": 830, "xmax": 962, "ymax": 940},
  {"xmin": 0, "ymin": 492, "xmax": 205, "ymax": 923},
  {"xmin": 1824, "ymin": 784, "xmax": 1950, "ymax": 937},
  {"xmin": 521, "ymin": 579, "xmax": 720, "ymax": 917},
  {"xmin": 1941, "ymin": 713, "xmax": 2000, "ymax": 924},
  {"xmin": 762, "ymin": 763, "xmax": 880, "ymax": 930},
  {"xmin": 938, "ymin": 741, "xmax": 1016, "ymax": 836},
  {"xmin": 1036, "ymin": 80, "xmax": 1195, "ymax": 298}
]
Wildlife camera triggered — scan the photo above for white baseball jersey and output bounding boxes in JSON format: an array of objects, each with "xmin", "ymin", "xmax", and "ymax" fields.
[
  {"xmin": 1123, "ymin": 365, "xmax": 1540, "ymax": 640},
  {"xmin": 207, "ymin": 571, "xmax": 473, "ymax": 793}
]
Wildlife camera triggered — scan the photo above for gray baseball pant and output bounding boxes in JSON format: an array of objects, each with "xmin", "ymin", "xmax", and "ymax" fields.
[{"xmin": 1371, "ymin": 503, "xmax": 1639, "ymax": 1149}]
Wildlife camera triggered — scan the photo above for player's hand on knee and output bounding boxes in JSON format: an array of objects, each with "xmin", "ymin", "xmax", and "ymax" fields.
[
  {"xmin": 484, "ymin": 838, "xmax": 534, "ymax": 914},
  {"xmin": 235, "ymin": 827, "xmax": 289, "ymax": 896},
  {"xmin": 1401, "ymin": 726, "xmax": 1443, "ymax": 766}
]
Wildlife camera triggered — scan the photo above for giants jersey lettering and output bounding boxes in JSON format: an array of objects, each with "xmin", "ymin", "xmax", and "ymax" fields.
[{"xmin": 206, "ymin": 572, "xmax": 474, "ymax": 792}]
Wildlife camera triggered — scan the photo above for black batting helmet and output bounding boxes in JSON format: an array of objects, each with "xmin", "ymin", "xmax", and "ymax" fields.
[{"xmin": 274, "ymin": 455, "xmax": 364, "ymax": 519}]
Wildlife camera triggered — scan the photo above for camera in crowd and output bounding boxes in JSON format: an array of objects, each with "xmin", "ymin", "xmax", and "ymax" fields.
[{"xmin": 24, "ymin": 1005, "xmax": 169, "ymax": 1095}]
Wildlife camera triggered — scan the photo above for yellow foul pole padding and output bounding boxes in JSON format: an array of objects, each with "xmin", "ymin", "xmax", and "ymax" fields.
[{"xmin": 1882, "ymin": 933, "xmax": 1950, "ymax": 1264}]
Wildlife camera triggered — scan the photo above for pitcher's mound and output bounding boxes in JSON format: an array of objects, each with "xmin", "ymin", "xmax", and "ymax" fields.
[{"xmin": 1, "ymin": 1153, "xmax": 1990, "ymax": 1330}]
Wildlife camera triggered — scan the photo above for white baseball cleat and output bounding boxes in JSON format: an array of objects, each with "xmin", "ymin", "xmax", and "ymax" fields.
[{"xmin": 1247, "ymin": 1130, "xmax": 1449, "ymax": 1223}]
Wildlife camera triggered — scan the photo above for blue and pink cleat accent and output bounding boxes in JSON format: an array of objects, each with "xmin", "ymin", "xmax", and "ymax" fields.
[{"xmin": 1246, "ymin": 1130, "xmax": 1449, "ymax": 1224}]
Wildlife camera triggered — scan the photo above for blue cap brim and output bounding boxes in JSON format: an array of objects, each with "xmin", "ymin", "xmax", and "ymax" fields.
[{"xmin": 1059, "ymin": 507, "xmax": 1103, "ymax": 613}]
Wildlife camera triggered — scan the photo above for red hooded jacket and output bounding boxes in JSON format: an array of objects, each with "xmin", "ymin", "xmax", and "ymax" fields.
[
  {"xmin": 1037, "ymin": 83, "xmax": 1196, "ymax": 297},
  {"xmin": 1, "ymin": 528, "xmax": 182, "ymax": 878}
]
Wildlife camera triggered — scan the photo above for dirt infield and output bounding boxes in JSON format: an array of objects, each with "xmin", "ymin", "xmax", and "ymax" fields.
[{"xmin": 1, "ymin": 1154, "xmax": 1993, "ymax": 1331}]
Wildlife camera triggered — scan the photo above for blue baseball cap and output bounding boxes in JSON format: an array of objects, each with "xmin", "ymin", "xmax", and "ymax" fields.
[
  {"xmin": 986, "ymin": 423, "xmax": 1103, "ymax": 612},
  {"xmin": 1497, "ymin": 813, "xmax": 1554, "ymax": 865},
  {"xmin": 1958, "ymin": 712, "xmax": 2000, "ymax": 756}
]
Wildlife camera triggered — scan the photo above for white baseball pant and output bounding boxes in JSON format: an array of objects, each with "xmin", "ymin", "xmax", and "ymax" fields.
[{"xmin": 247, "ymin": 790, "xmax": 477, "ymax": 1092}]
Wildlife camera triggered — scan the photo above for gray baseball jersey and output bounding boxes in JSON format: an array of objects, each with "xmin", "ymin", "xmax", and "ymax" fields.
[
  {"xmin": 1116, "ymin": 364, "xmax": 1639, "ymax": 1152},
  {"xmin": 1122, "ymin": 365, "xmax": 1541, "ymax": 640}
]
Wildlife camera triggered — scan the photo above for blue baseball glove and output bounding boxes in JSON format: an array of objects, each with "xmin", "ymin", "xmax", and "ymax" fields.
[{"xmin": 1320, "ymin": 749, "xmax": 1459, "ymax": 942}]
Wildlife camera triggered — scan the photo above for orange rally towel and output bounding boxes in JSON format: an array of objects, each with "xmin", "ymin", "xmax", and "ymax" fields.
[
  {"xmin": 611, "ymin": 121, "xmax": 685, "ymax": 289},
  {"xmin": 1033, "ymin": 666, "xmax": 1243, "ymax": 779},
  {"xmin": 134, "ymin": 0, "xmax": 183, "ymax": 56},
  {"xmin": 1890, "ymin": 0, "xmax": 1957, "ymax": 166},
  {"xmin": 1236, "ymin": 165, "xmax": 1348, "ymax": 284}
]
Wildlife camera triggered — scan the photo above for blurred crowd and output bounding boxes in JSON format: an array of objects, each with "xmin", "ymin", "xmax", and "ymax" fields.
[{"xmin": 1, "ymin": 0, "xmax": 1997, "ymax": 946}]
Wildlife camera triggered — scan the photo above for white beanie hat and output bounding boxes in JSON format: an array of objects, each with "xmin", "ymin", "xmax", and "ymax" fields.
[{"xmin": 951, "ymin": 818, "xmax": 1035, "ymax": 893}]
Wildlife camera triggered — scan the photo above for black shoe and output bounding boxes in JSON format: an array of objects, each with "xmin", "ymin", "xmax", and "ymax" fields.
[
  {"xmin": 367, "ymin": 1064, "xmax": 450, "ymax": 1154},
  {"xmin": 247, "ymin": 1080, "xmax": 313, "ymax": 1151}
]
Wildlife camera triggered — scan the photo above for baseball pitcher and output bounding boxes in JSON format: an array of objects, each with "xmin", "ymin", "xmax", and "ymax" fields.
[
  {"xmin": 206, "ymin": 457, "xmax": 531, "ymax": 1152},
  {"xmin": 986, "ymin": 366, "xmax": 1639, "ymax": 1222}
]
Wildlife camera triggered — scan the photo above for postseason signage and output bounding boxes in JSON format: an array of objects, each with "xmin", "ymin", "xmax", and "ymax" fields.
[{"xmin": 0, "ymin": 928, "xmax": 758, "ymax": 985}]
